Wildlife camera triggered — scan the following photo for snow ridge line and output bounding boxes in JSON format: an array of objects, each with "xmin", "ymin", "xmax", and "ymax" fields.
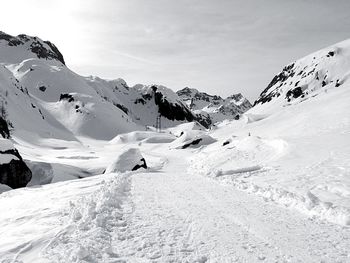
[{"xmin": 42, "ymin": 173, "xmax": 132, "ymax": 262}]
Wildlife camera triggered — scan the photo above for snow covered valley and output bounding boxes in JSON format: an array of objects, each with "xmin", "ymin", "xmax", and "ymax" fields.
[
  {"xmin": 1, "ymin": 80, "xmax": 350, "ymax": 262},
  {"xmin": 0, "ymin": 32, "xmax": 350, "ymax": 262}
]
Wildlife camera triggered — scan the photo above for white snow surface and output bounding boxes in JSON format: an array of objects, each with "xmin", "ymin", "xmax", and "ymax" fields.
[
  {"xmin": 0, "ymin": 37, "xmax": 350, "ymax": 262},
  {"xmin": 105, "ymin": 148, "xmax": 146, "ymax": 173},
  {"xmin": 0, "ymin": 78, "xmax": 349, "ymax": 262}
]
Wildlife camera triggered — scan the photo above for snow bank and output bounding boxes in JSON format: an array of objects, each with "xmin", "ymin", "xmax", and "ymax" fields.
[
  {"xmin": 110, "ymin": 131, "xmax": 175, "ymax": 144},
  {"xmin": 170, "ymin": 131, "xmax": 216, "ymax": 149},
  {"xmin": 105, "ymin": 148, "xmax": 147, "ymax": 173},
  {"xmin": 189, "ymin": 134, "xmax": 350, "ymax": 226},
  {"xmin": 217, "ymin": 177, "xmax": 350, "ymax": 226}
]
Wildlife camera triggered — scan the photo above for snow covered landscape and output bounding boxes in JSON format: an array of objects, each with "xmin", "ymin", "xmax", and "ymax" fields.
[{"xmin": 1, "ymin": 2, "xmax": 350, "ymax": 262}]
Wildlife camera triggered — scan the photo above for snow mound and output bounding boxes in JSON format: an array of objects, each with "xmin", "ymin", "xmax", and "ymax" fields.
[
  {"xmin": 170, "ymin": 131, "xmax": 216, "ymax": 149},
  {"xmin": 110, "ymin": 131, "xmax": 173, "ymax": 144},
  {"xmin": 166, "ymin": 122, "xmax": 205, "ymax": 137},
  {"xmin": 189, "ymin": 136, "xmax": 288, "ymax": 178},
  {"xmin": 141, "ymin": 133, "xmax": 175, "ymax": 144},
  {"xmin": 105, "ymin": 148, "xmax": 147, "ymax": 173}
]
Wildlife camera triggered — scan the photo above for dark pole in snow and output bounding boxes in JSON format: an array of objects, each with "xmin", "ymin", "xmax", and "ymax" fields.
[{"xmin": 156, "ymin": 114, "xmax": 161, "ymax": 132}]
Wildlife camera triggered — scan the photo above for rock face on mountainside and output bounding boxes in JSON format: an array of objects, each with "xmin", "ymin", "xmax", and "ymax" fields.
[
  {"xmin": 0, "ymin": 117, "xmax": 32, "ymax": 189},
  {"xmin": 0, "ymin": 31, "xmax": 214, "ymax": 141},
  {"xmin": 0, "ymin": 31, "xmax": 65, "ymax": 64},
  {"xmin": 253, "ymin": 39, "xmax": 350, "ymax": 111},
  {"xmin": 177, "ymin": 87, "xmax": 252, "ymax": 123}
]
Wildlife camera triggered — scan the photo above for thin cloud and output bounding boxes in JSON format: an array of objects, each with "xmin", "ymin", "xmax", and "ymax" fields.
[{"xmin": 111, "ymin": 50, "xmax": 160, "ymax": 65}]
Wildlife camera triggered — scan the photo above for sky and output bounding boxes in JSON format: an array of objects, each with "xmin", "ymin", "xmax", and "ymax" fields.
[{"xmin": 1, "ymin": 0, "xmax": 350, "ymax": 101}]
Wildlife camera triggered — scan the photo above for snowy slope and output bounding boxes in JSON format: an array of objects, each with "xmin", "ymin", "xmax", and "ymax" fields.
[
  {"xmin": 252, "ymin": 38, "xmax": 350, "ymax": 114},
  {"xmin": 0, "ymin": 32, "xmax": 213, "ymax": 143},
  {"xmin": 1, "ymin": 104, "xmax": 349, "ymax": 262},
  {"xmin": 177, "ymin": 87, "xmax": 252, "ymax": 123},
  {"xmin": 0, "ymin": 34, "xmax": 349, "ymax": 262}
]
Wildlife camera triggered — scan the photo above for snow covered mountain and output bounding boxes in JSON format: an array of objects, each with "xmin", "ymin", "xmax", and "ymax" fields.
[
  {"xmin": 0, "ymin": 32, "xmax": 350, "ymax": 262},
  {"xmin": 252, "ymin": 38, "xmax": 350, "ymax": 113},
  {"xmin": 0, "ymin": 31, "xmax": 212, "ymax": 143},
  {"xmin": 177, "ymin": 87, "xmax": 252, "ymax": 123}
]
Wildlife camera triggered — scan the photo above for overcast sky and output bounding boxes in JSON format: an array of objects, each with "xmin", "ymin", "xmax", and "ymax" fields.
[{"xmin": 1, "ymin": 0, "xmax": 350, "ymax": 101}]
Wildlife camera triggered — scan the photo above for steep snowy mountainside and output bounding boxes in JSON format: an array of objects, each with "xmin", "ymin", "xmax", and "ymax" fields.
[
  {"xmin": 0, "ymin": 31, "xmax": 210, "ymax": 142},
  {"xmin": 0, "ymin": 58, "xmax": 139, "ymax": 140},
  {"xmin": 177, "ymin": 87, "xmax": 252, "ymax": 123},
  {"xmin": 0, "ymin": 31, "xmax": 65, "ymax": 65},
  {"xmin": 85, "ymin": 78, "xmax": 211, "ymax": 128},
  {"xmin": 252, "ymin": 38, "xmax": 350, "ymax": 113}
]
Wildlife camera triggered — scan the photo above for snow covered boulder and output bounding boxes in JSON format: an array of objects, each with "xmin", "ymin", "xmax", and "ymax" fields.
[
  {"xmin": 0, "ymin": 139, "xmax": 32, "ymax": 189},
  {"xmin": 105, "ymin": 148, "xmax": 147, "ymax": 173},
  {"xmin": 170, "ymin": 131, "xmax": 217, "ymax": 149}
]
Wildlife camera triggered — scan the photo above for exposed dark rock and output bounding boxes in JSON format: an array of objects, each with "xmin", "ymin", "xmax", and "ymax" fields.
[
  {"xmin": 131, "ymin": 158, "xmax": 147, "ymax": 171},
  {"xmin": 142, "ymin": 94, "xmax": 152, "ymax": 100},
  {"xmin": 194, "ymin": 114, "xmax": 212, "ymax": 129},
  {"xmin": 115, "ymin": 103, "xmax": 128, "ymax": 114},
  {"xmin": 38, "ymin": 86, "xmax": 46, "ymax": 92},
  {"xmin": 182, "ymin": 138, "xmax": 202, "ymax": 149},
  {"xmin": 134, "ymin": 98, "xmax": 146, "ymax": 105},
  {"xmin": 153, "ymin": 87, "xmax": 194, "ymax": 123},
  {"xmin": 286, "ymin": 87, "xmax": 303, "ymax": 101},
  {"xmin": 335, "ymin": 79, "xmax": 341, "ymax": 87},
  {"xmin": 222, "ymin": 140, "xmax": 230, "ymax": 146},
  {"xmin": 327, "ymin": 51, "xmax": 335, "ymax": 57},
  {"xmin": 43, "ymin": 41, "xmax": 65, "ymax": 64},
  {"xmin": 0, "ymin": 31, "xmax": 65, "ymax": 64},
  {"xmin": 59, "ymin": 93, "xmax": 74, "ymax": 102},
  {"xmin": 0, "ymin": 31, "xmax": 22, "ymax": 46},
  {"xmin": 0, "ymin": 117, "xmax": 10, "ymax": 139},
  {"xmin": 0, "ymin": 149, "xmax": 32, "ymax": 189},
  {"xmin": 0, "ymin": 119, "xmax": 32, "ymax": 189},
  {"xmin": 254, "ymin": 63, "xmax": 296, "ymax": 106}
]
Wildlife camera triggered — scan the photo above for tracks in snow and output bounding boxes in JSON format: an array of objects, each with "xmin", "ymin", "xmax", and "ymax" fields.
[{"xmin": 15, "ymin": 149, "xmax": 350, "ymax": 262}]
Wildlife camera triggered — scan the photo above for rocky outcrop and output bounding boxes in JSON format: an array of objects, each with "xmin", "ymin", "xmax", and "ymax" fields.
[
  {"xmin": 0, "ymin": 117, "xmax": 32, "ymax": 189},
  {"xmin": 0, "ymin": 148, "xmax": 32, "ymax": 189},
  {"xmin": 253, "ymin": 40, "xmax": 350, "ymax": 108},
  {"xmin": 0, "ymin": 31, "xmax": 65, "ymax": 64},
  {"xmin": 0, "ymin": 117, "xmax": 10, "ymax": 139}
]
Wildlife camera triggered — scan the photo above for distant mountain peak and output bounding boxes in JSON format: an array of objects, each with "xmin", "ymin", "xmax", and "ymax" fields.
[{"xmin": 177, "ymin": 87, "xmax": 252, "ymax": 123}]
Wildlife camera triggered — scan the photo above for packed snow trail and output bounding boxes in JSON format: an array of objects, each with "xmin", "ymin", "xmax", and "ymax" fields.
[
  {"xmin": 108, "ymin": 151, "xmax": 350, "ymax": 262},
  {"xmin": 2, "ymin": 148, "xmax": 346, "ymax": 262}
]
